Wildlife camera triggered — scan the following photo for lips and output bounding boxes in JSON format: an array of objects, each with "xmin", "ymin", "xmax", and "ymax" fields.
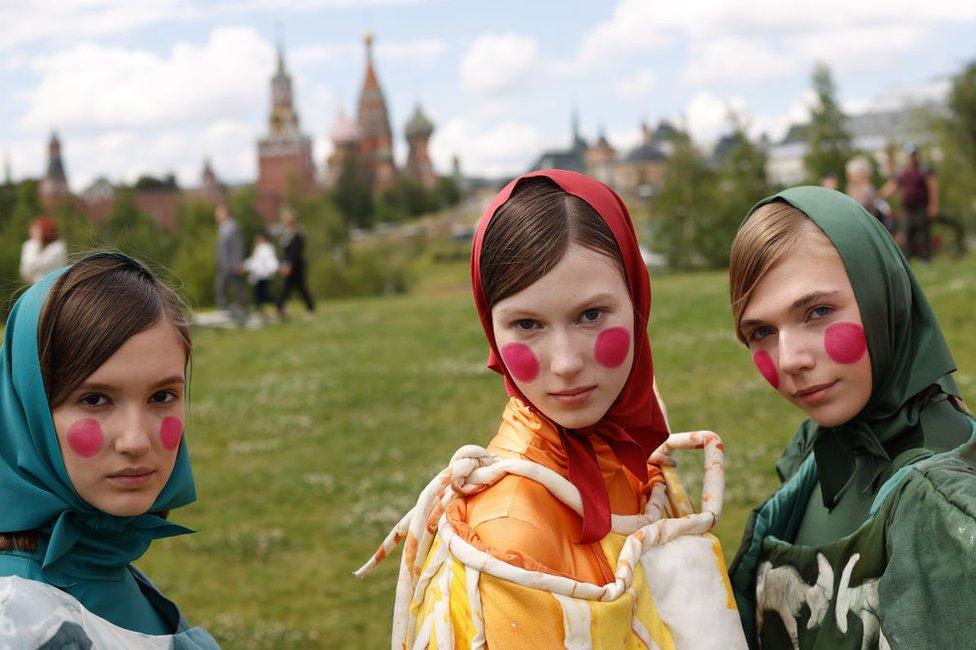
[
  {"xmin": 793, "ymin": 381, "xmax": 837, "ymax": 405},
  {"xmin": 550, "ymin": 386, "xmax": 596, "ymax": 406},
  {"xmin": 106, "ymin": 467, "xmax": 156, "ymax": 488}
]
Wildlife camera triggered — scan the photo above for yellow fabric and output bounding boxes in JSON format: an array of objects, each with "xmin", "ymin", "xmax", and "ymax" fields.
[
  {"xmin": 407, "ymin": 529, "xmax": 680, "ymax": 649},
  {"xmin": 709, "ymin": 535, "xmax": 736, "ymax": 611}
]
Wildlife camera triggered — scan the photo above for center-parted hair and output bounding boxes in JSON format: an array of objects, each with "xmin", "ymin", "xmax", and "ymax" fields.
[
  {"xmin": 479, "ymin": 177, "xmax": 625, "ymax": 308},
  {"xmin": 37, "ymin": 254, "xmax": 192, "ymax": 408}
]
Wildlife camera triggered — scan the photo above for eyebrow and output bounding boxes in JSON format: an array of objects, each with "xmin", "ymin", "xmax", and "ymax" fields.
[
  {"xmin": 79, "ymin": 376, "xmax": 186, "ymax": 392},
  {"xmin": 789, "ymin": 290, "xmax": 838, "ymax": 311},
  {"xmin": 738, "ymin": 291, "xmax": 840, "ymax": 335},
  {"xmin": 495, "ymin": 292, "xmax": 619, "ymax": 320}
]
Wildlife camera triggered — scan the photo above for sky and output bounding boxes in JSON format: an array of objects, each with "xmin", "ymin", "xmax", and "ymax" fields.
[{"xmin": 2, "ymin": 0, "xmax": 975, "ymax": 191}]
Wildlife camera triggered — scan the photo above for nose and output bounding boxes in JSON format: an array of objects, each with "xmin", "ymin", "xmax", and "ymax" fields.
[
  {"xmin": 777, "ymin": 329, "xmax": 815, "ymax": 376},
  {"xmin": 549, "ymin": 331, "xmax": 584, "ymax": 378},
  {"xmin": 112, "ymin": 408, "xmax": 154, "ymax": 457}
]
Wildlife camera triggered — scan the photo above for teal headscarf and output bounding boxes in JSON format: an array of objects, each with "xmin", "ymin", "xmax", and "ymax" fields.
[
  {"xmin": 744, "ymin": 187, "xmax": 971, "ymax": 510},
  {"xmin": 0, "ymin": 256, "xmax": 196, "ymax": 597}
]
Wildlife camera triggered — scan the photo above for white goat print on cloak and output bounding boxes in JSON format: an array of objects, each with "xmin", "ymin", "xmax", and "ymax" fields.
[
  {"xmin": 756, "ymin": 553, "xmax": 833, "ymax": 650},
  {"xmin": 835, "ymin": 553, "xmax": 890, "ymax": 650}
]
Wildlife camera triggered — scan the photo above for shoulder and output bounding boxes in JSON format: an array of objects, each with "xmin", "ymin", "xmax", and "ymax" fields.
[
  {"xmin": 878, "ymin": 443, "xmax": 976, "ymax": 643},
  {"xmin": 0, "ymin": 576, "xmax": 181, "ymax": 648},
  {"xmin": 465, "ymin": 474, "xmax": 575, "ymax": 571},
  {"xmin": 887, "ymin": 443, "xmax": 976, "ymax": 526}
]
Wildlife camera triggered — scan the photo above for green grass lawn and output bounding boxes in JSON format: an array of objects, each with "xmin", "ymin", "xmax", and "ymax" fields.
[{"xmin": 138, "ymin": 255, "xmax": 976, "ymax": 648}]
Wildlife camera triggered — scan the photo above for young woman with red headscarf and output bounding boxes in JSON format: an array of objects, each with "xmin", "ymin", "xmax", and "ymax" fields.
[{"xmin": 359, "ymin": 171, "xmax": 745, "ymax": 648}]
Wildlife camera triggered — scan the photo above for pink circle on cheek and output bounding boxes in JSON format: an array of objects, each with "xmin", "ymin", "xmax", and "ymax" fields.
[
  {"xmin": 824, "ymin": 322, "xmax": 867, "ymax": 364},
  {"xmin": 594, "ymin": 327, "xmax": 631, "ymax": 368},
  {"xmin": 753, "ymin": 350, "xmax": 780, "ymax": 389},
  {"xmin": 500, "ymin": 343, "xmax": 540, "ymax": 383},
  {"xmin": 160, "ymin": 417, "xmax": 183, "ymax": 451},
  {"xmin": 66, "ymin": 419, "xmax": 105, "ymax": 459}
]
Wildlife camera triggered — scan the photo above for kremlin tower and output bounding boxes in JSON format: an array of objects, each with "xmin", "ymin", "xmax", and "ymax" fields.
[
  {"xmin": 355, "ymin": 32, "xmax": 396, "ymax": 192},
  {"xmin": 256, "ymin": 41, "xmax": 316, "ymax": 221},
  {"xmin": 403, "ymin": 103, "xmax": 436, "ymax": 189},
  {"xmin": 39, "ymin": 131, "xmax": 71, "ymax": 209}
]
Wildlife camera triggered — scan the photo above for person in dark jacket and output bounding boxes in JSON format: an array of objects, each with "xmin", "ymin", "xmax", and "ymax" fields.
[{"xmin": 276, "ymin": 207, "xmax": 315, "ymax": 319}]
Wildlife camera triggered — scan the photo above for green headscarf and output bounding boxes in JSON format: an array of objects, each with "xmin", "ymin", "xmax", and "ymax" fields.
[
  {"xmin": 744, "ymin": 187, "xmax": 970, "ymax": 509},
  {"xmin": 0, "ymin": 256, "xmax": 196, "ymax": 613}
]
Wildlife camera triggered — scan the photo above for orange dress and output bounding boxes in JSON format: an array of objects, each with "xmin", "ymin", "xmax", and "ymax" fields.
[{"xmin": 451, "ymin": 398, "xmax": 663, "ymax": 584}]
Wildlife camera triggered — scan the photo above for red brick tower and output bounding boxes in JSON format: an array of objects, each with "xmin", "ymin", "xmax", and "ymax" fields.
[
  {"xmin": 256, "ymin": 42, "xmax": 316, "ymax": 221},
  {"xmin": 40, "ymin": 131, "xmax": 71, "ymax": 209},
  {"xmin": 355, "ymin": 32, "xmax": 396, "ymax": 192},
  {"xmin": 404, "ymin": 103, "xmax": 436, "ymax": 189}
]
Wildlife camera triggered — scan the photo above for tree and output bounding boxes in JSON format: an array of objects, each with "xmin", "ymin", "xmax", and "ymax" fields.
[
  {"xmin": 930, "ymin": 60, "xmax": 976, "ymax": 228},
  {"xmin": 652, "ymin": 129, "xmax": 716, "ymax": 270},
  {"xmin": 803, "ymin": 62, "xmax": 853, "ymax": 190},
  {"xmin": 706, "ymin": 126, "xmax": 771, "ymax": 267},
  {"xmin": 333, "ymin": 157, "xmax": 374, "ymax": 229}
]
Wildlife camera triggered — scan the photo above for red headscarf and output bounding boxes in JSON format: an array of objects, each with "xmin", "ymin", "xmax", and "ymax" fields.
[{"xmin": 471, "ymin": 169, "xmax": 669, "ymax": 543}]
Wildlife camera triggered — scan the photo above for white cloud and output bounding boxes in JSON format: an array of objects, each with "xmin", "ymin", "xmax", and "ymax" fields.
[
  {"xmin": 615, "ymin": 70, "xmax": 656, "ymax": 98},
  {"xmin": 21, "ymin": 27, "xmax": 273, "ymax": 133},
  {"xmin": 377, "ymin": 38, "xmax": 448, "ymax": 63},
  {"xmin": 752, "ymin": 88, "xmax": 816, "ymax": 142},
  {"xmin": 0, "ymin": 0, "xmax": 435, "ymax": 52},
  {"xmin": 45, "ymin": 120, "xmax": 260, "ymax": 191},
  {"xmin": 291, "ymin": 38, "xmax": 446, "ymax": 68},
  {"xmin": 683, "ymin": 38, "xmax": 797, "ymax": 86},
  {"xmin": 430, "ymin": 117, "xmax": 542, "ymax": 178},
  {"xmin": 792, "ymin": 25, "xmax": 926, "ymax": 73},
  {"xmin": 575, "ymin": 0, "xmax": 671, "ymax": 67},
  {"xmin": 459, "ymin": 33, "xmax": 539, "ymax": 96},
  {"xmin": 0, "ymin": 1, "xmax": 193, "ymax": 53},
  {"xmin": 683, "ymin": 91, "xmax": 750, "ymax": 145}
]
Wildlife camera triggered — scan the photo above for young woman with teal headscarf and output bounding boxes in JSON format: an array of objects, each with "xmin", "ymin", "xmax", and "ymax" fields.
[
  {"xmin": 0, "ymin": 253, "xmax": 217, "ymax": 647},
  {"xmin": 726, "ymin": 187, "xmax": 976, "ymax": 648}
]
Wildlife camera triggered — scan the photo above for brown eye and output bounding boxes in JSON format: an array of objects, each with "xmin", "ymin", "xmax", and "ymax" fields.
[
  {"xmin": 81, "ymin": 393, "xmax": 109, "ymax": 407},
  {"xmin": 150, "ymin": 390, "xmax": 177, "ymax": 404}
]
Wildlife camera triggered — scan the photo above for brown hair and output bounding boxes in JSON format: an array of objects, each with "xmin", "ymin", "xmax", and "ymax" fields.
[
  {"xmin": 729, "ymin": 201, "xmax": 816, "ymax": 342},
  {"xmin": 1, "ymin": 254, "xmax": 190, "ymax": 551},
  {"xmin": 37, "ymin": 254, "xmax": 192, "ymax": 408},
  {"xmin": 480, "ymin": 177, "xmax": 624, "ymax": 307}
]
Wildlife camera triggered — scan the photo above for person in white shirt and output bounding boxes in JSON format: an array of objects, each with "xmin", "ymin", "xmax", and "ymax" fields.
[
  {"xmin": 19, "ymin": 217, "xmax": 67, "ymax": 284},
  {"xmin": 242, "ymin": 230, "xmax": 279, "ymax": 321}
]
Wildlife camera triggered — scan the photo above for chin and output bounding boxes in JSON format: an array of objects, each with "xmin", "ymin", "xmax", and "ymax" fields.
[
  {"xmin": 98, "ymin": 496, "xmax": 157, "ymax": 517},
  {"xmin": 806, "ymin": 406, "xmax": 859, "ymax": 428},
  {"xmin": 547, "ymin": 409, "xmax": 603, "ymax": 430}
]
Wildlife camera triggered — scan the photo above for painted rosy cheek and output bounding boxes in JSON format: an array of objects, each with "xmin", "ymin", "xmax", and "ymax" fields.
[
  {"xmin": 753, "ymin": 350, "xmax": 780, "ymax": 389},
  {"xmin": 500, "ymin": 342, "xmax": 540, "ymax": 383},
  {"xmin": 159, "ymin": 416, "xmax": 183, "ymax": 451},
  {"xmin": 824, "ymin": 322, "xmax": 867, "ymax": 365},
  {"xmin": 66, "ymin": 419, "xmax": 105, "ymax": 459},
  {"xmin": 594, "ymin": 327, "xmax": 631, "ymax": 369}
]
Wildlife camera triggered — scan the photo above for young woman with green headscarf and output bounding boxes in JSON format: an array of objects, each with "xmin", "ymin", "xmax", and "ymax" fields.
[
  {"xmin": 726, "ymin": 187, "xmax": 976, "ymax": 648},
  {"xmin": 0, "ymin": 253, "xmax": 217, "ymax": 647}
]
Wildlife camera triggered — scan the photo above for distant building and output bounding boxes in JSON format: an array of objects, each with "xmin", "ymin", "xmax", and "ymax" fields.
[
  {"xmin": 39, "ymin": 132, "xmax": 71, "ymax": 209},
  {"xmin": 530, "ymin": 111, "xmax": 588, "ymax": 173},
  {"xmin": 256, "ymin": 41, "xmax": 316, "ymax": 221},
  {"xmin": 766, "ymin": 103, "xmax": 937, "ymax": 186},
  {"xmin": 404, "ymin": 103, "xmax": 436, "ymax": 189},
  {"xmin": 612, "ymin": 121, "xmax": 671, "ymax": 200},
  {"xmin": 38, "ymin": 135, "xmax": 221, "ymax": 231},
  {"xmin": 584, "ymin": 128, "xmax": 618, "ymax": 187},
  {"xmin": 356, "ymin": 32, "xmax": 396, "ymax": 192}
]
